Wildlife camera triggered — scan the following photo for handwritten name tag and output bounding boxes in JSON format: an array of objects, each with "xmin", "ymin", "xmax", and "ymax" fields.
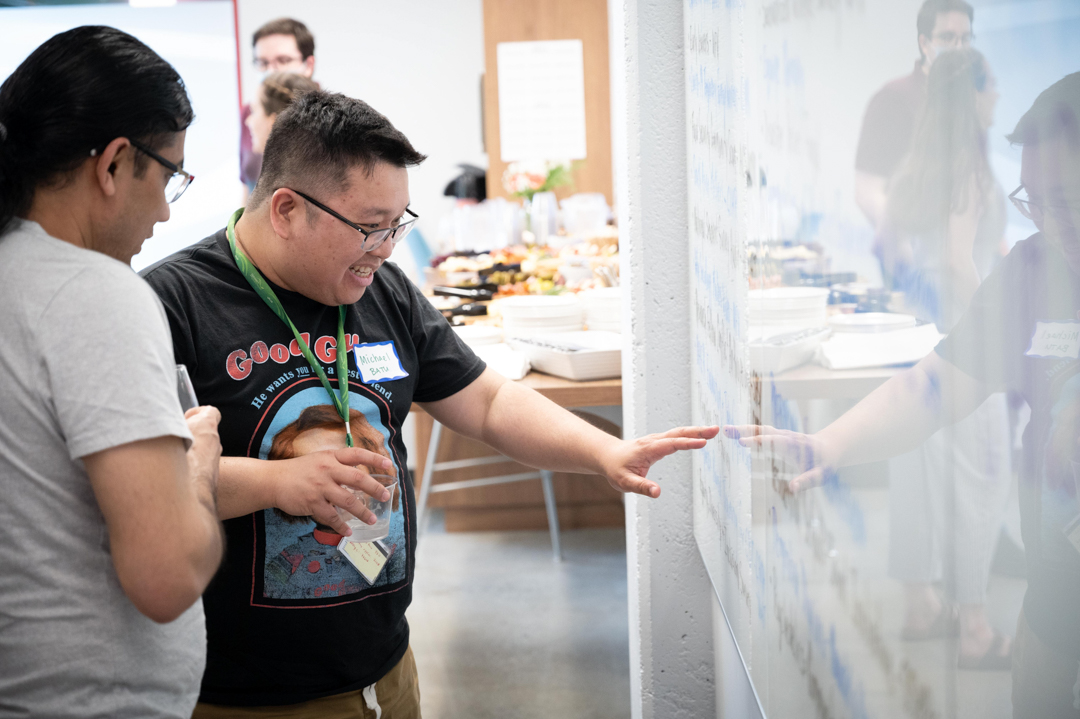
[
  {"xmin": 1026, "ymin": 321, "xmax": 1080, "ymax": 359},
  {"xmin": 352, "ymin": 341, "xmax": 409, "ymax": 384},
  {"xmin": 337, "ymin": 537, "xmax": 390, "ymax": 584}
]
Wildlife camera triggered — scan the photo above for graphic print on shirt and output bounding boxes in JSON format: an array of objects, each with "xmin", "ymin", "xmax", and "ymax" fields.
[{"xmin": 249, "ymin": 383, "xmax": 408, "ymax": 605}]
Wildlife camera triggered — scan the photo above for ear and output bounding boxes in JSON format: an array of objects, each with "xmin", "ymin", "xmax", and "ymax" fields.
[
  {"xmin": 269, "ymin": 188, "xmax": 305, "ymax": 240},
  {"xmin": 303, "ymin": 56, "xmax": 315, "ymax": 78},
  {"xmin": 94, "ymin": 137, "xmax": 133, "ymax": 198},
  {"xmin": 917, "ymin": 34, "xmax": 932, "ymax": 64}
]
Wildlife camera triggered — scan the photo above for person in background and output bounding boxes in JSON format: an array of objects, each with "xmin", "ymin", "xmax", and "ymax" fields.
[
  {"xmin": 854, "ymin": 0, "xmax": 974, "ymax": 236},
  {"xmin": 143, "ymin": 90, "xmax": 718, "ymax": 718},
  {"xmin": 0, "ymin": 26, "xmax": 224, "ymax": 718},
  {"xmin": 246, "ymin": 71, "xmax": 320, "ymax": 156},
  {"xmin": 242, "ymin": 17, "xmax": 316, "ymax": 192},
  {"xmin": 880, "ymin": 47, "xmax": 1013, "ymax": 670},
  {"xmin": 730, "ymin": 72, "xmax": 1080, "ymax": 717}
]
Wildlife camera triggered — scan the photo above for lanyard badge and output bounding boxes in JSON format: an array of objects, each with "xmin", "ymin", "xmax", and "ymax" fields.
[{"xmin": 226, "ymin": 208, "xmax": 354, "ymax": 447}]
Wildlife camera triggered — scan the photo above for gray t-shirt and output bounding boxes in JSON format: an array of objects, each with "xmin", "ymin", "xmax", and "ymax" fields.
[{"xmin": 0, "ymin": 220, "xmax": 203, "ymax": 718}]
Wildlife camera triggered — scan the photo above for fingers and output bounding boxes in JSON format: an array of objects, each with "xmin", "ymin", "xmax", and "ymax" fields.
[
  {"xmin": 310, "ymin": 501, "xmax": 355, "ymax": 537},
  {"xmin": 654, "ymin": 425, "xmax": 721, "ymax": 440},
  {"xmin": 332, "ymin": 465, "xmax": 392, "ymax": 502},
  {"xmin": 327, "ymin": 484, "xmax": 378, "ymax": 527},
  {"xmin": 613, "ymin": 473, "xmax": 661, "ymax": 498},
  {"xmin": 789, "ymin": 466, "xmax": 835, "ymax": 493},
  {"xmin": 722, "ymin": 424, "xmax": 779, "ymax": 441},
  {"xmin": 334, "ymin": 447, "xmax": 393, "ymax": 474}
]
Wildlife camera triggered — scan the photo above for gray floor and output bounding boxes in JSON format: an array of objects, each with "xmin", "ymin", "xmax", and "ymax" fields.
[{"xmin": 407, "ymin": 513, "xmax": 632, "ymax": 719}]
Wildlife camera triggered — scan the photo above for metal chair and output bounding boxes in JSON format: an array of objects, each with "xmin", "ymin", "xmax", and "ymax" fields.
[{"xmin": 415, "ymin": 419, "xmax": 562, "ymax": 561}]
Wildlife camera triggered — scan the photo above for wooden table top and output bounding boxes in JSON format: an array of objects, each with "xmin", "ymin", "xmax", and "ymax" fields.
[
  {"xmin": 412, "ymin": 371, "xmax": 623, "ymax": 413},
  {"xmin": 766, "ymin": 363, "xmax": 904, "ymax": 402}
]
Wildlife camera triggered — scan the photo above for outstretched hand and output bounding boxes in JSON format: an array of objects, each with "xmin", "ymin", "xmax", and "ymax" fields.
[
  {"xmin": 723, "ymin": 425, "xmax": 835, "ymax": 492},
  {"xmin": 600, "ymin": 425, "xmax": 720, "ymax": 497}
]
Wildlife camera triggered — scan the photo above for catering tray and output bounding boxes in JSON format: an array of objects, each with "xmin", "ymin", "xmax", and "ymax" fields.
[{"xmin": 506, "ymin": 331, "xmax": 622, "ymax": 381}]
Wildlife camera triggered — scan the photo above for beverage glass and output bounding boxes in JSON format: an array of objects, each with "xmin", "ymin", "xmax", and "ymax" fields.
[{"xmin": 336, "ymin": 474, "xmax": 398, "ymax": 542}]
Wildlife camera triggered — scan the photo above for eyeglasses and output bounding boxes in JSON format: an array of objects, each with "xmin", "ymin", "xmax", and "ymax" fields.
[
  {"xmin": 931, "ymin": 30, "xmax": 974, "ymax": 47},
  {"xmin": 129, "ymin": 140, "xmax": 194, "ymax": 203},
  {"xmin": 253, "ymin": 55, "xmax": 305, "ymax": 72},
  {"xmin": 292, "ymin": 190, "xmax": 418, "ymax": 252},
  {"xmin": 1009, "ymin": 184, "xmax": 1079, "ymax": 221}
]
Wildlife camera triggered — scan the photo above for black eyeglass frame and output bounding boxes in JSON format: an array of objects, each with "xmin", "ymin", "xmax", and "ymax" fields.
[
  {"xmin": 1009, "ymin": 183, "xmax": 1080, "ymax": 221},
  {"xmin": 129, "ymin": 139, "xmax": 194, "ymax": 203},
  {"xmin": 291, "ymin": 189, "xmax": 419, "ymax": 252}
]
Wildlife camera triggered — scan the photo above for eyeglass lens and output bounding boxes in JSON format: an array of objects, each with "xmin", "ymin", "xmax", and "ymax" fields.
[{"xmin": 165, "ymin": 173, "xmax": 192, "ymax": 204}]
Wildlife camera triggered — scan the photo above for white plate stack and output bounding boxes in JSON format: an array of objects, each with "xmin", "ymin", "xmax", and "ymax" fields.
[
  {"xmin": 452, "ymin": 325, "xmax": 504, "ymax": 347},
  {"xmin": 827, "ymin": 312, "xmax": 917, "ymax": 333},
  {"xmin": 507, "ymin": 331, "xmax": 622, "ymax": 381},
  {"xmin": 498, "ymin": 295, "xmax": 584, "ymax": 338},
  {"xmin": 581, "ymin": 287, "xmax": 622, "ymax": 333},
  {"xmin": 749, "ymin": 287, "xmax": 830, "ymax": 330}
]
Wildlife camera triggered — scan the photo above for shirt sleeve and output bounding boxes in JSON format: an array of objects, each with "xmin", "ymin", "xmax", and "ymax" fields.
[
  {"xmin": 404, "ymin": 275, "xmax": 487, "ymax": 403},
  {"xmin": 38, "ymin": 264, "xmax": 192, "ymax": 460},
  {"xmin": 855, "ymin": 85, "xmax": 914, "ymax": 177}
]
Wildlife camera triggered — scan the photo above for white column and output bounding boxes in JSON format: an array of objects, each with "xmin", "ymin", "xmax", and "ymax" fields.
[{"xmin": 610, "ymin": 1, "xmax": 717, "ymax": 717}]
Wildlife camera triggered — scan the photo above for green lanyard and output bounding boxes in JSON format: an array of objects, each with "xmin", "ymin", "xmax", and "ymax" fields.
[{"xmin": 226, "ymin": 208, "xmax": 354, "ymax": 447}]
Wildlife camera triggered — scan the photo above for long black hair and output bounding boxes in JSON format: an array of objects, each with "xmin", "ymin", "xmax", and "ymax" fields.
[{"xmin": 0, "ymin": 25, "xmax": 194, "ymax": 234}]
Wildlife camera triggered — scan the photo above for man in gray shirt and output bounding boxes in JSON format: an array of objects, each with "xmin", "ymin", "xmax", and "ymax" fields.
[{"xmin": 0, "ymin": 27, "xmax": 223, "ymax": 718}]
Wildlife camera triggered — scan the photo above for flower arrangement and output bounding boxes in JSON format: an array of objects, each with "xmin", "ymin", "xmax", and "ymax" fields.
[{"xmin": 502, "ymin": 159, "xmax": 575, "ymax": 200}]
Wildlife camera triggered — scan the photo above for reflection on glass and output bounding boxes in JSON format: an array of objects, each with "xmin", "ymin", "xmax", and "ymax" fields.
[{"xmin": 688, "ymin": 0, "xmax": 1080, "ymax": 716}]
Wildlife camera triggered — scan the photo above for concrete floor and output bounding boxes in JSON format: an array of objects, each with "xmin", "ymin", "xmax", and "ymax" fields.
[{"xmin": 407, "ymin": 514, "xmax": 632, "ymax": 719}]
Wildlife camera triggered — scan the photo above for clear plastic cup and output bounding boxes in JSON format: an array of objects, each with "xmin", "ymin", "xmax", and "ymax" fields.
[{"xmin": 336, "ymin": 474, "xmax": 398, "ymax": 542}]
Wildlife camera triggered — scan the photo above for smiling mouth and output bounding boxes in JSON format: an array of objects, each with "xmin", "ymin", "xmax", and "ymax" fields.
[{"xmin": 350, "ymin": 265, "xmax": 375, "ymax": 279}]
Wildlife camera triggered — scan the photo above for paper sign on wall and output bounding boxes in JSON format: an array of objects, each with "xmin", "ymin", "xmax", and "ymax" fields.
[{"xmin": 497, "ymin": 39, "xmax": 588, "ymax": 162}]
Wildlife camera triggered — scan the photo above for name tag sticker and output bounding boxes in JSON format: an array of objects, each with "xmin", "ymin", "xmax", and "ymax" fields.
[
  {"xmin": 352, "ymin": 341, "xmax": 409, "ymax": 384},
  {"xmin": 1026, "ymin": 321, "xmax": 1080, "ymax": 359},
  {"xmin": 337, "ymin": 537, "xmax": 390, "ymax": 585}
]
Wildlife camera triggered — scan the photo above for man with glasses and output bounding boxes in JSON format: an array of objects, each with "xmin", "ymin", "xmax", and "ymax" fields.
[
  {"xmin": 854, "ymin": 0, "xmax": 974, "ymax": 232},
  {"xmin": 730, "ymin": 73, "xmax": 1080, "ymax": 718},
  {"xmin": 241, "ymin": 18, "xmax": 317, "ymax": 192},
  {"xmin": 143, "ymin": 91, "xmax": 718, "ymax": 718},
  {"xmin": 0, "ymin": 26, "xmax": 224, "ymax": 718}
]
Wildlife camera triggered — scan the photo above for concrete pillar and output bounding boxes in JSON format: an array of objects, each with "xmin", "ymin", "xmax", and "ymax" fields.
[{"xmin": 610, "ymin": 1, "xmax": 717, "ymax": 717}]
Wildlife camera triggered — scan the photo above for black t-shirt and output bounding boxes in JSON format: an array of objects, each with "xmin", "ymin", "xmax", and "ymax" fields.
[
  {"xmin": 936, "ymin": 232, "xmax": 1080, "ymax": 658},
  {"xmin": 854, "ymin": 62, "xmax": 927, "ymax": 177},
  {"xmin": 142, "ymin": 229, "xmax": 486, "ymax": 706}
]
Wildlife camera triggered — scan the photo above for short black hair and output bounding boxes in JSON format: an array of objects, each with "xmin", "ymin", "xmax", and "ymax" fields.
[
  {"xmin": 1007, "ymin": 72, "xmax": 1080, "ymax": 149},
  {"xmin": 249, "ymin": 91, "xmax": 426, "ymax": 208},
  {"xmin": 916, "ymin": 0, "xmax": 974, "ymax": 58},
  {"xmin": 253, "ymin": 18, "xmax": 315, "ymax": 60},
  {"xmin": 0, "ymin": 26, "xmax": 193, "ymax": 234}
]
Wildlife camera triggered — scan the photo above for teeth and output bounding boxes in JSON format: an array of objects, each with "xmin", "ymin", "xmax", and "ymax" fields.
[{"xmin": 350, "ymin": 266, "xmax": 374, "ymax": 277}]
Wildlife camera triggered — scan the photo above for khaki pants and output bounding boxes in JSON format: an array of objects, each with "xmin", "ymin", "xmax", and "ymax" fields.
[
  {"xmin": 192, "ymin": 645, "xmax": 421, "ymax": 719},
  {"xmin": 1013, "ymin": 612, "xmax": 1080, "ymax": 719}
]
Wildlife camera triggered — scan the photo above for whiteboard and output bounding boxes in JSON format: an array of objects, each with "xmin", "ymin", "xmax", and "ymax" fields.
[{"xmin": 687, "ymin": 1, "xmax": 1080, "ymax": 717}]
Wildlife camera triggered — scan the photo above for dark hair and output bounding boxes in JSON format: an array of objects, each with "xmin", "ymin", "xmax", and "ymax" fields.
[
  {"xmin": 916, "ymin": 0, "xmax": 974, "ymax": 59},
  {"xmin": 887, "ymin": 48, "xmax": 991, "ymax": 234},
  {"xmin": 0, "ymin": 26, "xmax": 193, "ymax": 234},
  {"xmin": 253, "ymin": 18, "xmax": 315, "ymax": 60},
  {"xmin": 1007, "ymin": 72, "xmax": 1080, "ymax": 150},
  {"xmin": 258, "ymin": 72, "xmax": 320, "ymax": 116},
  {"xmin": 249, "ymin": 91, "xmax": 426, "ymax": 208}
]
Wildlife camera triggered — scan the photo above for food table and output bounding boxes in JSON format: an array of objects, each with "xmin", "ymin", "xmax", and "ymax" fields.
[{"xmin": 410, "ymin": 372, "xmax": 624, "ymax": 542}]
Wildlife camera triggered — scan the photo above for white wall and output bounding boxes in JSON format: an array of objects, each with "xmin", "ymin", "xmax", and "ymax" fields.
[
  {"xmin": 236, "ymin": 0, "xmax": 487, "ymax": 271},
  {"xmin": 0, "ymin": 2, "xmax": 243, "ymax": 272},
  {"xmin": 610, "ymin": 1, "xmax": 717, "ymax": 717}
]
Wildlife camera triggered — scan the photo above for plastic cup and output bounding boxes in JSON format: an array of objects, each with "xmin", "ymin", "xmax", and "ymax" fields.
[{"xmin": 336, "ymin": 474, "xmax": 398, "ymax": 542}]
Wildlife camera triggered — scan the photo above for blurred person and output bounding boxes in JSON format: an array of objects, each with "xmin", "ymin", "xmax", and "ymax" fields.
[
  {"xmin": 0, "ymin": 26, "xmax": 224, "ymax": 718},
  {"xmin": 730, "ymin": 73, "xmax": 1080, "ymax": 717},
  {"xmin": 246, "ymin": 72, "xmax": 320, "ymax": 156},
  {"xmin": 854, "ymin": 0, "xmax": 974, "ymax": 236},
  {"xmin": 241, "ymin": 18, "xmax": 316, "ymax": 192},
  {"xmin": 143, "ymin": 90, "xmax": 718, "ymax": 717},
  {"xmin": 881, "ymin": 48, "xmax": 1012, "ymax": 669}
]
